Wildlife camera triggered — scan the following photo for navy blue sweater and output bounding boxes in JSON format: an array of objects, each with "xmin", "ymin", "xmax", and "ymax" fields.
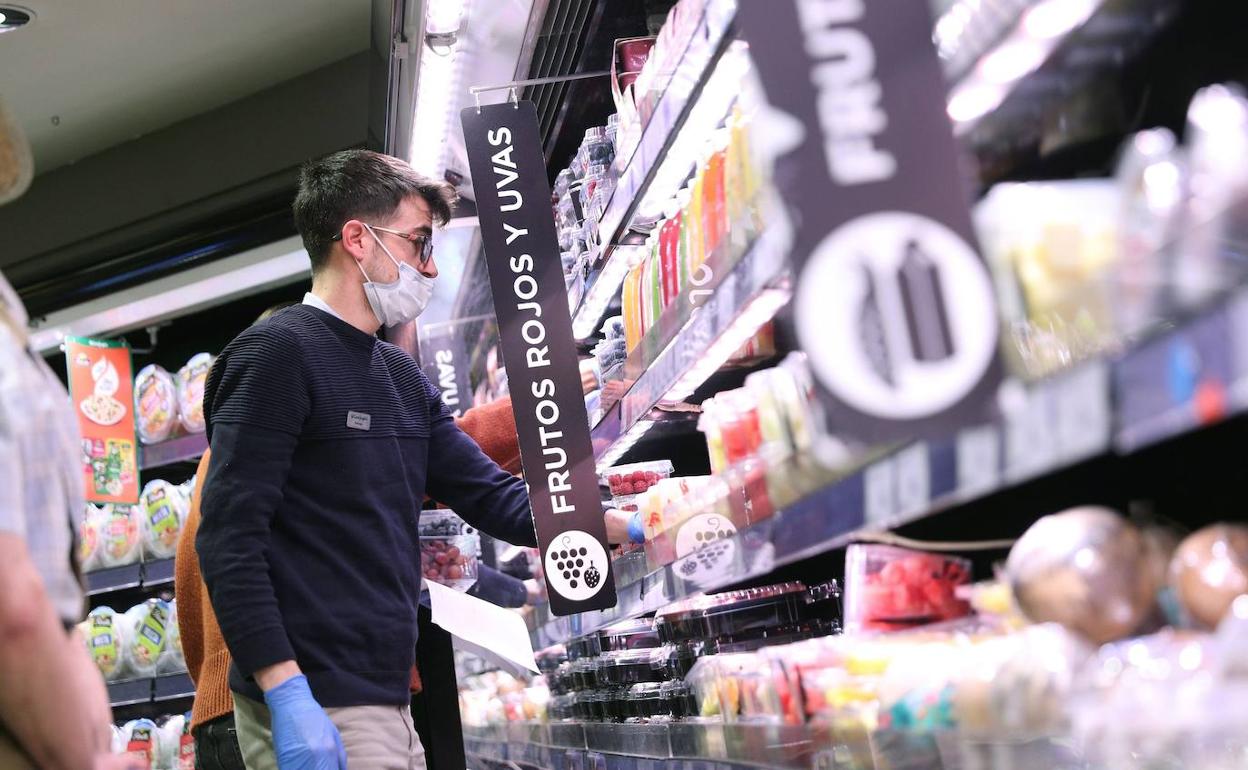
[{"xmin": 197, "ymin": 304, "xmax": 536, "ymax": 707}]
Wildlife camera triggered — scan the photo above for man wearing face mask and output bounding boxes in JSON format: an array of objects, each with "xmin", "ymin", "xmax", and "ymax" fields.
[{"xmin": 197, "ymin": 150, "xmax": 606, "ymax": 770}]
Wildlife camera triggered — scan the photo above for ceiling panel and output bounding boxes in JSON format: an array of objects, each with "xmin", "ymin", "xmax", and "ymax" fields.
[{"xmin": 0, "ymin": 0, "xmax": 370, "ymax": 174}]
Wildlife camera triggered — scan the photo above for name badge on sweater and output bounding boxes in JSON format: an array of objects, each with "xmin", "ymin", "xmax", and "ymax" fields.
[{"xmin": 346, "ymin": 411, "xmax": 371, "ymax": 431}]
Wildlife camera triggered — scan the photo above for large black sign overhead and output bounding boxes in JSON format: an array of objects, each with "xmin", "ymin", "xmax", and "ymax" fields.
[
  {"xmin": 461, "ymin": 101, "xmax": 617, "ymax": 615},
  {"xmin": 738, "ymin": 0, "xmax": 1003, "ymax": 445},
  {"xmin": 419, "ymin": 324, "xmax": 472, "ymax": 419}
]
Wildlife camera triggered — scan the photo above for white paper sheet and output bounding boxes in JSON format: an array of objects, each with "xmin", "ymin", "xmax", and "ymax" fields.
[{"xmin": 425, "ymin": 579, "xmax": 539, "ymax": 677}]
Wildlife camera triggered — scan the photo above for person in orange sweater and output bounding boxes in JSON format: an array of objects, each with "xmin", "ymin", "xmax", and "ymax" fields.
[{"xmin": 176, "ymin": 395, "xmax": 524, "ymax": 770}]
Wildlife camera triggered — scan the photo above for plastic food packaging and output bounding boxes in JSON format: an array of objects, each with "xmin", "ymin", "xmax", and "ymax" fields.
[
  {"xmin": 120, "ymin": 719, "xmax": 159, "ymax": 768},
  {"xmin": 123, "ymin": 598, "xmax": 172, "ymax": 678},
  {"xmin": 419, "ymin": 535, "xmax": 479, "ymax": 590},
  {"xmin": 80, "ymin": 503, "xmax": 106, "ymax": 573},
  {"xmin": 844, "ymin": 545, "xmax": 971, "ymax": 633},
  {"xmin": 98, "ymin": 504, "xmax": 142, "ymax": 568},
  {"xmin": 157, "ymin": 600, "xmax": 185, "ymax": 674},
  {"xmin": 140, "ymin": 479, "xmax": 187, "ymax": 560},
  {"xmin": 81, "ymin": 606, "xmax": 126, "ymax": 680},
  {"xmin": 567, "ymin": 631, "xmax": 603, "ymax": 661},
  {"xmin": 602, "ymin": 459, "xmax": 673, "ymax": 501},
  {"xmin": 134, "ymin": 365, "xmax": 179, "ymax": 444},
  {"xmin": 657, "ymin": 582, "xmax": 840, "ymax": 645},
  {"xmin": 175, "ymin": 353, "xmax": 213, "ymax": 434},
  {"xmin": 598, "ymin": 617, "xmax": 661, "ymax": 651},
  {"xmin": 598, "ymin": 648, "xmax": 666, "ymax": 686},
  {"xmin": 1006, "ymin": 506, "xmax": 1157, "ymax": 644},
  {"xmin": 1170, "ymin": 523, "xmax": 1248, "ymax": 628}
]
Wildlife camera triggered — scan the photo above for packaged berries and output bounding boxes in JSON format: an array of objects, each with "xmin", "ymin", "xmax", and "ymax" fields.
[
  {"xmin": 419, "ymin": 510, "xmax": 479, "ymax": 590},
  {"xmin": 601, "ymin": 460, "xmax": 674, "ymax": 498}
]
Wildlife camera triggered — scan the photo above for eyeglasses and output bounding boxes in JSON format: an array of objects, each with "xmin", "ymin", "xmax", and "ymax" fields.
[{"xmin": 332, "ymin": 224, "xmax": 434, "ymax": 266}]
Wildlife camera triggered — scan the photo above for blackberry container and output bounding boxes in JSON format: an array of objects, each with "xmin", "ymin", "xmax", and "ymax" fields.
[
  {"xmin": 655, "ymin": 581, "xmax": 841, "ymax": 646},
  {"xmin": 598, "ymin": 617, "xmax": 661, "ymax": 652},
  {"xmin": 598, "ymin": 648, "xmax": 665, "ymax": 687},
  {"xmin": 567, "ymin": 631, "xmax": 603, "ymax": 661},
  {"xmin": 571, "ymin": 657, "xmax": 601, "ymax": 690}
]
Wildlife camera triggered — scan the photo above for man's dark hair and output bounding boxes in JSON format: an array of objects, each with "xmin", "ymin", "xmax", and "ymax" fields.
[{"xmin": 293, "ymin": 149, "xmax": 457, "ymax": 272}]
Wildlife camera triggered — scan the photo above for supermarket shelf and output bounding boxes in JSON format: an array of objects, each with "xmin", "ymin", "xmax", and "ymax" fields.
[
  {"xmin": 946, "ymin": 0, "xmax": 1182, "ymax": 141},
  {"xmin": 530, "ymin": 285, "xmax": 1248, "ymax": 648},
  {"xmin": 107, "ymin": 672, "xmax": 194, "ymax": 708},
  {"xmin": 86, "ymin": 557, "xmax": 174, "ymax": 596},
  {"xmin": 569, "ymin": 0, "xmax": 738, "ymax": 339},
  {"xmin": 591, "ymin": 224, "xmax": 791, "ymax": 469},
  {"xmin": 139, "ymin": 431, "xmax": 207, "ymax": 470},
  {"xmin": 464, "ymin": 722, "xmax": 1017, "ymax": 770}
]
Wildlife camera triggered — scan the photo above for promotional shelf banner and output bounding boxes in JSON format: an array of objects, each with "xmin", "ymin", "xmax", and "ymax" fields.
[
  {"xmin": 65, "ymin": 336, "xmax": 139, "ymax": 504},
  {"xmin": 461, "ymin": 101, "xmax": 618, "ymax": 615},
  {"xmin": 738, "ymin": 0, "xmax": 1004, "ymax": 449}
]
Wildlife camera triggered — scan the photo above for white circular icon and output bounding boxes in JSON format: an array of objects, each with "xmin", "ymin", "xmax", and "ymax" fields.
[
  {"xmin": 795, "ymin": 211, "xmax": 998, "ymax": 420},
  {"xmin": 673, "ymin": 514, "xmax": 738, "ymax": 588},
  {"xmin": 674, "ymin": 514, "xmax": 737, "ymax": 558},
  {"xmin": 544, "ymin": 531, "xmax": 609, "ymax": 602}
]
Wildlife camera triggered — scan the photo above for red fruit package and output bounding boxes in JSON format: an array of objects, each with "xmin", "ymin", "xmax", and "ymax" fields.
[{"xmin": 843, "ymin": 543, "xmax": 971, "ymax": 633}]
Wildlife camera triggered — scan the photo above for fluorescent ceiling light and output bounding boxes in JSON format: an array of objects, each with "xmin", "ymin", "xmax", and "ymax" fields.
[
  {"xmin": 409, "ymin": 0, "xmax": 470, "ymax": 179},
  {"xmin": 1023, "ymin": 0, "xmax": 1097, "ymax": 39},
  {"xmin": 977, "ymin": 38, "xmax": 1047, "ymax": 84},
  {"xmin": 28, "ymin": 236, "xmax": 310, "ymax": 354}
]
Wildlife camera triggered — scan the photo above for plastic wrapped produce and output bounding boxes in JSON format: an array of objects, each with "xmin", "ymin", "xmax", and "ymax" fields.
[
  {"xmin": 157, "ymin": 600, "xmax": 185, "ymax": 674},
  {"xmin": 80, "ymin": 503, "xmax": 106, "ymax": 573},
  {"xmin": 1170, "ymin": 523, "xmax": 1248, "ymax": 628},
  {"xmin": 844, "ymin": 544, "xmax": 972, "ymax": 633},
  {"xmin": 134, "ymin": 365, "xmax": 179, "ymax": 444},
  {"xmin": 120, "ymin": 719, "xmax": 159, "ymax": 768},
  {"xmin": 140, "ymin": 479, "xmax": 188, "ymax": 560},
  {"xmin": 81, "ymin": 606, "xmax": 126, "ymax": 680},
  {"xmin": 1007, "ymin": 506, "xmax": 1157, "ymax": 644},
  {"xmin": 123, "ymin": 599, "xmax": 172, "ymax": 678},
  {"xmin": 175, "ymin": 353, "xmax": 213, "ymax": 433},
  {"xmin": 98, "ymin": 504, "xmax": 142, "ymax": 568},
  {"xmin": 419, "ymin": 511, "xmax": 480, "ymax": 590}
]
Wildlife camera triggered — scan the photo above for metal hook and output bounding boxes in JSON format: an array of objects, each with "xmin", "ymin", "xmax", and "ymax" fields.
[
  {"xmin": 473, "ymin": 90, "xmax": 482, "ymax": 115},
  {"xmin": 508, "ymin": 86, "xmax": 519, "ymax": 109}
]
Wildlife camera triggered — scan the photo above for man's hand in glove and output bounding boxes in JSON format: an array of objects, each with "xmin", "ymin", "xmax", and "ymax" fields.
[{"xmin": 263, "ymin": 674, "xmax": 347, "ymax": 770}]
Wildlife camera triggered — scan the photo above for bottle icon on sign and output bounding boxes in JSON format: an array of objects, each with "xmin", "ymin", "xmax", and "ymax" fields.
[
  {"xmin": 858, "ymin": 263, "xmax": 895, "ymax": 386},
  {"xmin": 896, "ymin": 239, "xmax": 955, "ymax": 363}
]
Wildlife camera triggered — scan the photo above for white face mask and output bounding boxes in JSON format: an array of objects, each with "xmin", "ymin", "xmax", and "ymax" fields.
[{"xmin": 357, "ymin": 224, "xmax": 435, "ymax": 327}]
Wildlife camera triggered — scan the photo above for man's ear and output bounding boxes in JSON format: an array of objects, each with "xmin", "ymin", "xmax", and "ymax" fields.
[{"xmin": 339, "ymin": 220, "xmax": 371, "ymax": 261}]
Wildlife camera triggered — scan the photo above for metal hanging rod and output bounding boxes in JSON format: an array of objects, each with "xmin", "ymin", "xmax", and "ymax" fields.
[{"xmin": 470, "ymin": 71, "xmax": 611, "ymax": 111}]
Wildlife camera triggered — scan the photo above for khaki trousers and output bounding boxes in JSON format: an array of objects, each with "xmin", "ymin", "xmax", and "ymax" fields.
[{"xmin": 233, "ymin": 692, "xmax": 426, "ymax": 770}]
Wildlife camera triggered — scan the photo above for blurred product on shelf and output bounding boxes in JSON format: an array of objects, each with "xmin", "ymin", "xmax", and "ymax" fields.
[
  {"xmin": 88, "ymin": 502, "xmax": 143, "ymax": 569},
  {"xmin": 620, "ymin": 104, "xmax": 763, "ymax": 358},
  {"xmin": 843, "ymin": 545, "xmax": 972, "ymax": 633},
  {"xmin": 174, "ymin": 353, "xmax": 213, "ymax": 434},
  {"xmin": 112, "ymin": 713, "xmax": 194, "ymax": 770},
  {"xmin": 139, "ymin": 479, "xmax": 188, "ymax": 561},
  {"xmin": 977, "ymin": 82, "xmax": 1248, "ymax": 379},
  {"xmin": 1170, "ymin": 523, "xmax": 1248, "ymax": 628},
  {"xmin": 1006, "ymin": 506, "xmax": 1159, "ymax": 644},
  {"xmin": 135, "ymin": 353, "xmax": 214, "ymax": 444},
  {"xmin": 135, "ymin": 364, "xmax": 179, "ymax": 445},
  {"xmin": 81, "ymin": 599, "xmax": 186, "ymax": 682},
  {"xmin": 419, "ymin": 510, "xmax": 481, "ymax": 590}
]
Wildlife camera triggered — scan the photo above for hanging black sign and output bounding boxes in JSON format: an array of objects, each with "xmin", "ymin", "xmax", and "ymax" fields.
[
  {"xmin": 737, "ymin": 0, "xmax": 1003, "ymax": 444},
  {"xmin": 461, "ymin": 101, "xmax": 617, "ymax": 615},
  {"xmin": 420, "ymin": 324, "xmax": 472, "ymax": 418}
]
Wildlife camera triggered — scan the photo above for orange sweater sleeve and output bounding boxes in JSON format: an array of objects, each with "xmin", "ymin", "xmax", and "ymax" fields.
[
  {"xmin": 454, "ymin": 396, "xmax": 521, "ymax": 475},
  {"xmin": 174, "ymin": 451, "xmax": 213, "ymax": 686}
]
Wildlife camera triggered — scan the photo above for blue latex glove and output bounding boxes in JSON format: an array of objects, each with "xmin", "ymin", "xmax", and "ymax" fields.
[{"xmin": 263, "ymin": 674, "xmax": 347, "ymax": 770}]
